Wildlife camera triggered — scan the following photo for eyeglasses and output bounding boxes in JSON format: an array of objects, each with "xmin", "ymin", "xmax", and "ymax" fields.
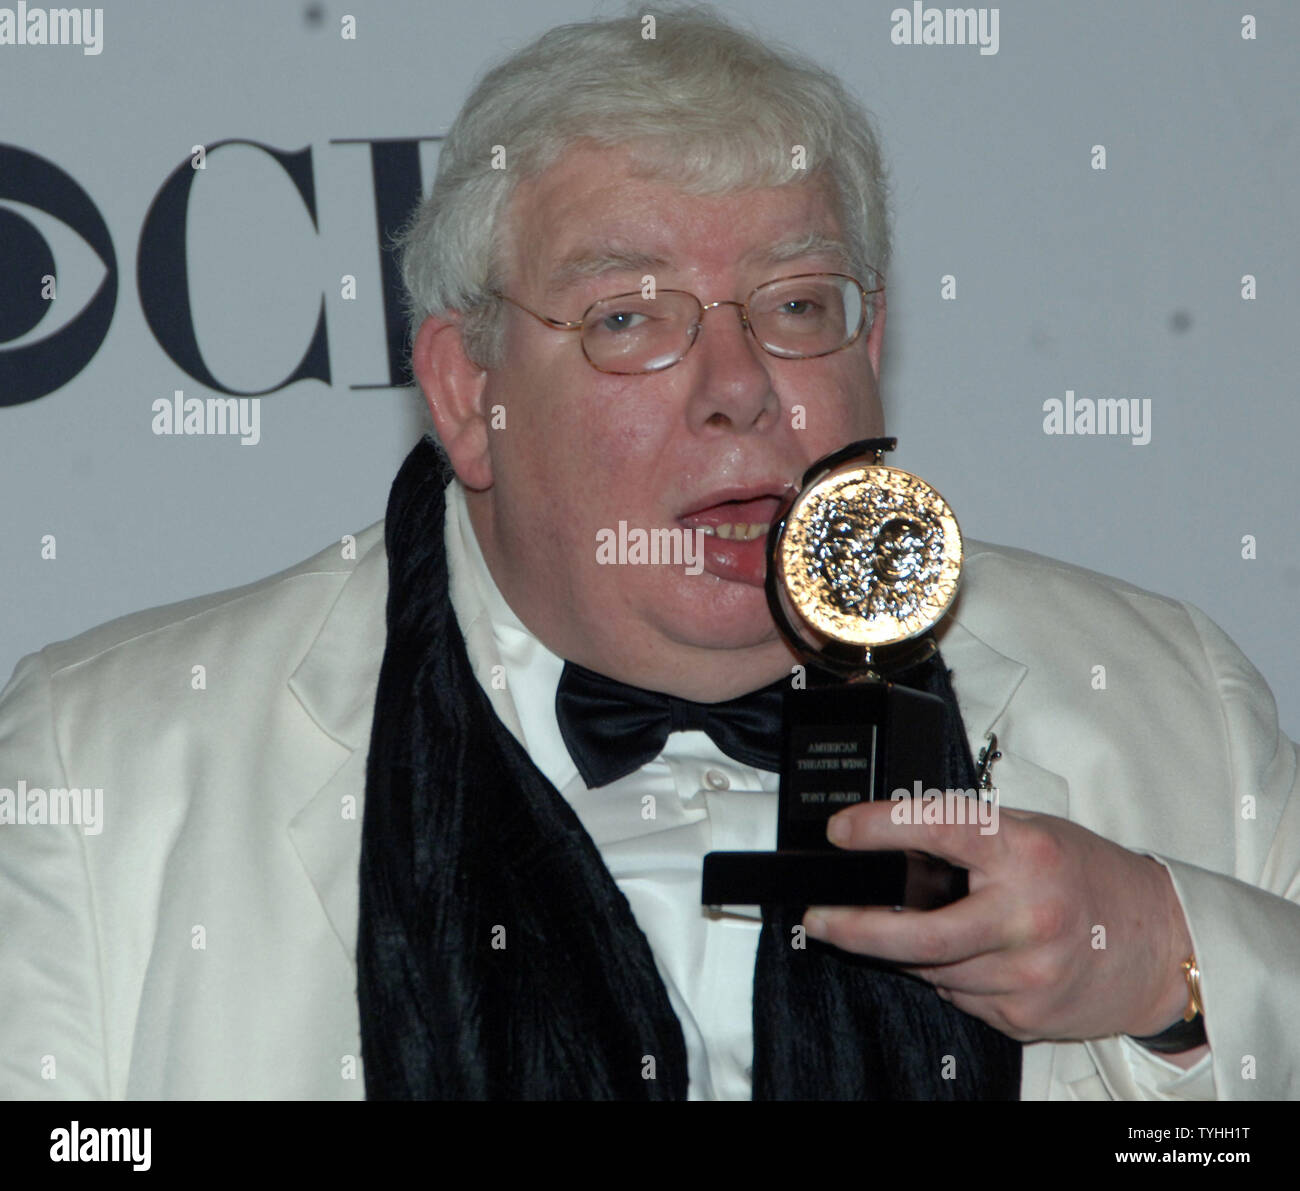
[{"xmin": 489, "ymin": 271, "xmax": 883, "ymax": 375}]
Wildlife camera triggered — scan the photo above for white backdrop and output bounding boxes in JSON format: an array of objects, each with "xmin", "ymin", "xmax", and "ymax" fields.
[{"xmin": 1, "ymin": 0, "xmax": 1296, "ymax": 735}]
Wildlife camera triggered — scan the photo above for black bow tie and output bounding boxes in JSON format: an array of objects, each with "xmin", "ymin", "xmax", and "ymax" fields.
[{"xmin": 555, "ymin": 661, "xmax": 787, "ymax": 788}]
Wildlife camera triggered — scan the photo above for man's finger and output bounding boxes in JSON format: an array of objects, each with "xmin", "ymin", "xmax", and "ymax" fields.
[
  {"xmin": 803, "ymin": 885, "xmax": 1014, "ymax": 965},
  {"xmin": 826, "ymin": 798, "xmax": 1015, "ymax": 870},
  {"xmin": 901, "ymin": 951, "xmax": 1030, "ymax": 998}
]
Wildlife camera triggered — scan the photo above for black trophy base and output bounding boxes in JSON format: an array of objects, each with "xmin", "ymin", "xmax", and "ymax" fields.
[{"xmin": 701, "ymin": 848, "xmax": 967, "ymax": 911}]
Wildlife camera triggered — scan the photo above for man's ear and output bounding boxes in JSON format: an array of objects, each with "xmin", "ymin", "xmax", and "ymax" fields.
[
  {"xmin": 411, "ymin": 313, "xmax": 493, "ymax": 490},
  {"xmin": 865, "ymin": 288, "xmax": 886, "ymax": 382}
]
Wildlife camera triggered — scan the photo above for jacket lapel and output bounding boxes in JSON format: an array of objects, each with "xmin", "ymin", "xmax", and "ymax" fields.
[
  {"xmin": 281, "ymin": 506, "xmax": 527, "ymax": 971},
  {"xmin": 285, "ymin": 524, "xmax": 389, "ymax": 967},
  {"xmin": 939, "ymin": 554, "xmax": 1071, "ymax": 821}
]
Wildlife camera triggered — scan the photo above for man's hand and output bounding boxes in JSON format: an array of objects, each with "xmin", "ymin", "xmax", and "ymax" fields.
[{"xmin": 802, "ymin": 802, "xmax": 1207, "ymax": 1063}]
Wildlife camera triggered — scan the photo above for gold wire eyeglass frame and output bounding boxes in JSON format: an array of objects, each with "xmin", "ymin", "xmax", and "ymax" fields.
[{"xmin": 487, "ymin": 270, "xmax": 885, "ymax": 375}]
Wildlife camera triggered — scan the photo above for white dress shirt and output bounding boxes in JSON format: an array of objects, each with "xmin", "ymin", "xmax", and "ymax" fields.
[{"xmin": 442, "ymin": 481, "xmax": 1214, "ymax": 1100}]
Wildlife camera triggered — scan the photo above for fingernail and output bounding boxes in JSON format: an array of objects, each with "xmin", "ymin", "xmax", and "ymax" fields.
[
  {"xmin": 805, "ymin": 912, "xmax": 828, "ymax": 940},
  {"xmin": 827, "ymin": 814, "xmax": 850, "ymax": 845}
]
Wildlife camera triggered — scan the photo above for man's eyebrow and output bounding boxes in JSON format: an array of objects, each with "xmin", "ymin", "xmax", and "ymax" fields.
[
  {"xmin": 749, "ymin": 232, "xmax": 852, "ymax": 267},
  {"xmin": 543, "ymin": 232, "xmax": 851, "ymax": 294},
  {"xmin": 547, "ymin": 246, "xmax": 671, "ymax": 292}
]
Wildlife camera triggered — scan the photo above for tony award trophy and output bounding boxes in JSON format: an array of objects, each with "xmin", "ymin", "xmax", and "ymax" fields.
[{"xmin": 701, "ymin": 437, "xmax": 969, "ymax": 910}]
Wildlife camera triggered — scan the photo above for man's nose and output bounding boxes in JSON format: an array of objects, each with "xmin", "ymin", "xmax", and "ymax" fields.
[{"xmin": 686, "ymin": 300, "xmax": 779, "ymax": 431}]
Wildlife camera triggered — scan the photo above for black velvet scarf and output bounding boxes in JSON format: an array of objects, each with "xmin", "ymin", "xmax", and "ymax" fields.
[{"xmin": 358, "ymin": 437, "xmax": 1022, "ymax": 1099}]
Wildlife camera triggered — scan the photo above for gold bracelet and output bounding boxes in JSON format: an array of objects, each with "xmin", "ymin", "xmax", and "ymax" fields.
[{"xmin": 1181, "ymin": 954, "xmax": 1204, "ymax": 1022}]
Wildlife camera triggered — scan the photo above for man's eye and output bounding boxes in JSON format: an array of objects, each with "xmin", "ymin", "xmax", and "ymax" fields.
[
  {"xmin": 779, "ymin": 298, "xmax": 821, "ymax": 316},
  {"xmin": 599, "ymin": 310, "xmax": 648, "ymax": 333}
]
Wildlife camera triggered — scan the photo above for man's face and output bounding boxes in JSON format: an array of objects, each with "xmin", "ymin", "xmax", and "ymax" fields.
[{"xmin": 459, "ymin": 143, "xmax": 885, "ymax": 697}]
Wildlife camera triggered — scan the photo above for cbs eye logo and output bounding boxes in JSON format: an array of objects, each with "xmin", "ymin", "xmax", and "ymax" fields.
[
  {"xmin": 0, "ymin": 136, "xmax": 438, "ymax": 407},
  {"xmin": 0, "ymin": 144, "xmax": 117, "ymax": 406}
]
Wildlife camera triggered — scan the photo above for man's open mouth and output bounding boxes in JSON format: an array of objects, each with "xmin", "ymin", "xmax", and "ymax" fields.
[
  {"xmin": 679, "ymin": 494, "xmax": 784, "ymax": 542},
  {"xmin": 677, "ymin": 491, "xmax": 791, "ymax": 586}
]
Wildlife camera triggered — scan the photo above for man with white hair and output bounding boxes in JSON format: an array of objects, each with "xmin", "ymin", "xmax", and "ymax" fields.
[{"xmin": 1, "ymin": 7, "xmax": 1297, "ymax": 1101}]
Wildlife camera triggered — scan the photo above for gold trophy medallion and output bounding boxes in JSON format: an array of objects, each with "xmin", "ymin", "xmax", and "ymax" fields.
[{"xmin": 767, "ymin": 439, "xmax": 963, "ymax": 671}]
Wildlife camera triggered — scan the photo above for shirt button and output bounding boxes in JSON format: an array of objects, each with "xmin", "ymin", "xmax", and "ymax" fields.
[{"xmin": 704, "ymin": 769, "xmax": 730, "ymax": 791}]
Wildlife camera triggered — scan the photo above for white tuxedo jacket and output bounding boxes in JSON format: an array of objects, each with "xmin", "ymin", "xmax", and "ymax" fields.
[{"xmin": 2, "ymin": 516, "xmax": 1298, "ymax": 1100}]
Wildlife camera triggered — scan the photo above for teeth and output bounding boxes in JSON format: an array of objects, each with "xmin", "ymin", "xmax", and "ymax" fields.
[{"xmin": 698, "ymin": 522, "xmax": 769, "ymax": 542}]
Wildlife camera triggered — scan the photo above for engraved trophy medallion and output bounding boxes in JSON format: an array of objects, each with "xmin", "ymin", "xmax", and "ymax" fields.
[
  {"xmin": 771, "ymin": 447, "xmax": 962, "ymax": 669},
  {"xmin": 702, "ymin": 438, "xmax": 970, "ymax": 910}
]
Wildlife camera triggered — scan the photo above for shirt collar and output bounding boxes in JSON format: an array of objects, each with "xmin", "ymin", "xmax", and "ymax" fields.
[{"xmin": 444, "ymin": 478, "xmax": 579, "ymax": 791}]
